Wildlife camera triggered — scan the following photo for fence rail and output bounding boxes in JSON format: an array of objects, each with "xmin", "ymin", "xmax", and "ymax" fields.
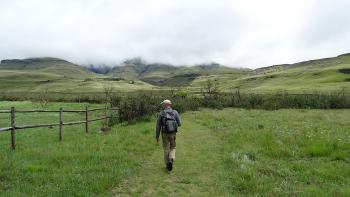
[{"xmin": 0, "ymin": 106, "xmax": 118, "ymax": 150}]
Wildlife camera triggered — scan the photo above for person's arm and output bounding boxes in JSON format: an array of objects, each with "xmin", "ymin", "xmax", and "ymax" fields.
[
  {"xmin": 174, "ymin": 111, "xmax": 181, "ymax": 127},
  {"xmin": 155, "ymin": 113, "xmax": 162, "ymax": 141}
]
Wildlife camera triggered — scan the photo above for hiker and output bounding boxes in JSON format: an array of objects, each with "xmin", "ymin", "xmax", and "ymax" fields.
[{"xmin": 155, "ymin": 99, "xmax": 181, "ymax": 171}]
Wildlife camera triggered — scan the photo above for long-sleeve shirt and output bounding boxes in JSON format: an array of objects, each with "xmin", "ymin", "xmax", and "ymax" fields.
[{"xmin": 155, "ymin": 108, "xmax": 181, "ymax": 140}]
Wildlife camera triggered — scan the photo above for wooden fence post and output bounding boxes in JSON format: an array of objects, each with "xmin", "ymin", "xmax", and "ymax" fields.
[
  {"xmin": 85, "ymin": 106, "xmax": 88, "ymax": 133},
  {"xmin": 59, "ymin": 107, "xmax": 63, "ymax": 141},
  {"xmin": 105, "ymin": 105, "xmax": 108, "ymax": 126},
  {"xmin": 10, "ymin": 107, "xmax": 16, "ymax": 150}
]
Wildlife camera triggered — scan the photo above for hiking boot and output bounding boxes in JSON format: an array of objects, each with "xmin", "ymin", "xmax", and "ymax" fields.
[{"xmin": 167, "ymin": 159, "xmax": 173, "ymax": 171}]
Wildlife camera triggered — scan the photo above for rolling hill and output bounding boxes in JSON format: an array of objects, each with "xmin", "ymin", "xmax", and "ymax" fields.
[
  {"xmin": 0, "ymin": 57, "xmax": 94, "ymax": 79},
  {"xmin": 0, "ymin": 54, "xmax": 349, "ymax": 94},
  {"xmin": 190, "ymin": 53, "xmax": 350, "ymax": 93},
  {"xmin": 109, "ymin": 58, "xmax": 249, "ymax": 86},
  {"xmin": 0, "ymin": 58, "xmax": 156, "ymax": 93}
]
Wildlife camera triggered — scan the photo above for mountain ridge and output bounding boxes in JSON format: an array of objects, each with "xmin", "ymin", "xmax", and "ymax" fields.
[{"xmin": 0, "ymin": 53, "xmax": 349, "ymax": 93}]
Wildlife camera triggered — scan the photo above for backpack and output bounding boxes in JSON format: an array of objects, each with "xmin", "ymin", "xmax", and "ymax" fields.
[{"xmin": 161, "ymin": 110, "xmax": 178, "ymax": 133}]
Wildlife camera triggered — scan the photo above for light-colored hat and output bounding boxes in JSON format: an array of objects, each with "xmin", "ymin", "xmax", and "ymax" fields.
[{"xmin": 160, "ymin": 99, "xmax": 172, "ymax": 105}]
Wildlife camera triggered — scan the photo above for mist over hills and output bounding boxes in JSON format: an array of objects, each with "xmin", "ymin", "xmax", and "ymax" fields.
[
  {"xmin": 107, "ymin": 58, "xmax": 248, "ymax": 86},
  {"xmin": 0, "ymin": 53, "xmax": 349, "ymax": 93},
  {"xmin": 0, "ymin": 57, "xmax": 248, "ymax": 87},
  {"xmin": 0, "ymin": 57, "xmax": 93, "ymax": 79}
]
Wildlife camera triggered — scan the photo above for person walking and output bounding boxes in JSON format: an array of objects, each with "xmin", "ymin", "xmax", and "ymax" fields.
[{"xmin": 155, "ymin": 99, "xmax": 181, "ymax": 171}]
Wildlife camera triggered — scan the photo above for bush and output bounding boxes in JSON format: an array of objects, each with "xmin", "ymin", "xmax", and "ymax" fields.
[
  {"xmin": 1, "ymin": 90, "xmax": 349, "ymax": 124},
  {"xmin": 106, "ymin": 92, "xmax": 202, "ymax": 123}
]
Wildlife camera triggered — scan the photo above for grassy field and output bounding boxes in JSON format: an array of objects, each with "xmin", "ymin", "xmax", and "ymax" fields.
[
  {"xmin": 1, "ymin": 101, "xmax": 349, "ymax": 196},
  {"xmin": 0, "ymin": 101, "xmax": 158, "ymax": 196}
]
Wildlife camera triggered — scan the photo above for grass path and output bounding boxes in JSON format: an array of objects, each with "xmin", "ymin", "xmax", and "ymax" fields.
[
  {"xmin": 2, "ymin": 104, "xmax": 348, "ymax": 196},
  {"xmin": 112, "ymin": 113, "xmax": 228, "ymax": 196}
]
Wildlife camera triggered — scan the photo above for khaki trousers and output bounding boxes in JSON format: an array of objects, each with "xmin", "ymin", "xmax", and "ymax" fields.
[{"xmin": 161, "ymin": 131, "xmax": 176, "ymax": 165}]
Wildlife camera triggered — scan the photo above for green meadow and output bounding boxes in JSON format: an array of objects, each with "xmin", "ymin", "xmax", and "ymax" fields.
[{"xmin": 1, "ymin": 101, "xmax": 349, "ymax": 196}]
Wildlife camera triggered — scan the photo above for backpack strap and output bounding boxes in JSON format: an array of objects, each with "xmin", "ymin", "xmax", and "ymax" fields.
[
  {"xmin": 160, "ymin": 110, "xmax": 168, "ymax": 126},
  {"xmin": 160, "ymin": 110, "xmax": 175, "ymax": 127}
]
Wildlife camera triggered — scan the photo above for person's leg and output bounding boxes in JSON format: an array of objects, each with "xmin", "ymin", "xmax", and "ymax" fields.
[
  {"xmin": 161, "ymin": 132, "xmax": 170, "ymax": 166},
  {"xmin": 169, "ymin": 133, "xmax": 176, "ymax": 162}
]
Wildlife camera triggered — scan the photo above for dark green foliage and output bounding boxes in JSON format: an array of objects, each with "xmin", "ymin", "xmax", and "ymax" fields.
[
  {"xmin": 1, "ymin": 89, "xmax": 349, "ymax": 126},
  {"xmin": 106, "ymin": 92, "xmax": 201, "ymax": 124},
  {"xmin": 201, "ymin": 97, "xmax": 225, "ymax": 109},
  {"xmin": 114, "ymin": 94, "xmax": 159, "ymax": 122},
  {"xmin": 107, "ymin": 89, "xmax": 349, "ymax": 124},
  {"xmin": 172, "ymin": 89, "xmax": 188, "ymax": 98},
  {"xmin": 338, "ymin": 68, "xmax": 350, "ymax": 74},
  {"xmin": 226, "ymin": 90, "xmax": 350, "ymax": 110}
]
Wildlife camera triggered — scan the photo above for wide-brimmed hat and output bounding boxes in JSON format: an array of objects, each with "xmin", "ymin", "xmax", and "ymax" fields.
[{"xmin": 160, "ymin": 99, "xmax": 172, "ymax": 105}]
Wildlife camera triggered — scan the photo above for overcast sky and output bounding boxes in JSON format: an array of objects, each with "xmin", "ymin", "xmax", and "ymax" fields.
[{"xmin": 0, "ymin": 0, "xmax": 350, "ymax": 68}]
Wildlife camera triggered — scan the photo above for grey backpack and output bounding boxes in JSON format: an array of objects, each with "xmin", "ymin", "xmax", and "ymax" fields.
[{"xmin": 161, "ymin": 110, "xmax": 178, "ymax": 133}]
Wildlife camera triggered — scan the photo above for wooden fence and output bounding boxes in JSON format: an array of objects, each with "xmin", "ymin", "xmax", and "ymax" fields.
[{"xmin": 0, "ymin": 106, "xmax": 118, "ymax": 150}]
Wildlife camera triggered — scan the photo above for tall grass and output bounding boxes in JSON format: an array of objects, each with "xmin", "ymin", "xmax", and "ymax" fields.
[{"xmin": 229, "ymin": 90, "xmax": 350, "ymax": 110}]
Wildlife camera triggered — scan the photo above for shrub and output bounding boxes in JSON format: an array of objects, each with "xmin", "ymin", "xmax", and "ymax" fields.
[{"xmin": 1, "ymin": 90, "xmax": 349, "ymax": 124}]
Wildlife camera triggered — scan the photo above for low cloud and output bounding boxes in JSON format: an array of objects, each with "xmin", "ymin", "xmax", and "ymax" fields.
[{"xmin": 0, "ymin": 0, "xmax": 350, "ymax": 68}]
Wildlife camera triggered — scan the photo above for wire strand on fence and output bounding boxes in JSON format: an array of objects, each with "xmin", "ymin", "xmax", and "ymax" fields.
[
  {"xmin": 0, "ymin": 106, "xmax": 118, "ymax": 150},
  {"xmin": 0, "ymin": 107, "xmax": 119, "ymax": 113},
  {"xmin": 0, "ymin": 127, "xmax": 12, "ymax": 132}
]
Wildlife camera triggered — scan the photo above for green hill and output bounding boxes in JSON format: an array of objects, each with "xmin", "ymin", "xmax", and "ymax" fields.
[
  {"xmin": 0, "ymin": 54, "xmax": 349, "ymax": 94},
  {"xmin": 110, "ymin": 58, "xmax": 249, "ymax": 86},
  {"xmin": 0, "ymin": 58, "xmax": 156, "ymax": 93},
  {"xmin": 0, "ymin": 57, "xmax": 94, "ymax": 79},
  {"xmin": 190, "ymin": 54, "xmax": 350, "ymax": 93}
]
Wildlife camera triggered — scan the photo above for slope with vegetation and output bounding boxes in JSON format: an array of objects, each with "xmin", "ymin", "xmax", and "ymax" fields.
[
  {"xmin": 0, "ymin": 58, "xmax": 156, "ymax": 93},
  {"xmin": 0, "ymin": 53, "xmax": 349, "ymax": 94},
  {"xmin": 191, "ymin": 53, "xmax": 350, "ymax": 93},
  {"xmin": 109, "ymin": 58, "xmax": 248, "ymax": 86},
  {"xmin": 0, "ymin": 57, "xmax": 93, "ymax": 78}
]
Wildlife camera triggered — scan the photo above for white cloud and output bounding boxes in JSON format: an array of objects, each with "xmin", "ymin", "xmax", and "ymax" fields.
[{"xmin": 0, "ymin": 0, "xmax": 349, "ymax": 68}]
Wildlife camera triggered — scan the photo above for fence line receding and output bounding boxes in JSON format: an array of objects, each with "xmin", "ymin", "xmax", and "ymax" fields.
[{"xmin": 0, "ymin": 106, "xmax": 118, "ymax": 150}]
